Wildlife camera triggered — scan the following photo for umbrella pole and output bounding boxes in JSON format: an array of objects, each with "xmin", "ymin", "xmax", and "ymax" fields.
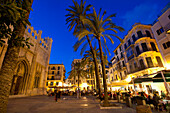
[{"xmin": 161, "ymin": 71, "xmax": 170, "ymax": 95}]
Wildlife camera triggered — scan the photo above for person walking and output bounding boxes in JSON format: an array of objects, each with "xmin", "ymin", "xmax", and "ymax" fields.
[{"xmin": 55, "ymin": 90, "xmax": 59, "ymax": 102}]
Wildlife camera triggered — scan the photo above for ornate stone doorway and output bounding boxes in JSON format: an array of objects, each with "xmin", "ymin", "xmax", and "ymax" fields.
[{"xmin": 10, "ymin": 60, "xmax": 29, "ymax": 95}]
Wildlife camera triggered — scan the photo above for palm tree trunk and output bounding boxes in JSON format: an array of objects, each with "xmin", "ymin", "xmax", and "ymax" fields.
[
  {"xmin": 0, "ymin": 1, "xmax": 33, "ymax": 112},
  {"xmin": 98, "ymin": 38, "xmax": 109, "ymax": 106},
  {"xmin": 86, "ymin": 35, "xmax": 101, "ymax": 99},
  {"xmin": 78, "ymin": 73, "xmax": 80, "ymax": 99},
  {"xmin": 0, "ymin": 46, "xmax": 20, "ymax": 113}
]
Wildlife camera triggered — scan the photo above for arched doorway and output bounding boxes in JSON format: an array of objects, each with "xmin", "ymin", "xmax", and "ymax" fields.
[{"xmin": 10, "ymin": 60, "xmax": 29, "ymax": 95}]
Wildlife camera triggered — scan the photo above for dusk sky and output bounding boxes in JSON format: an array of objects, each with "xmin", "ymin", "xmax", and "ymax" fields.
[{"xmin": 29, "ymin": 0, "xmax": 169, "ymax": 78}]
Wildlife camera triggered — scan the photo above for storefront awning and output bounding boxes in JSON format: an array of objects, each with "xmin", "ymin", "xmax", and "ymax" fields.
[{"xmin": 152, "ymin": 72, "xmax": 170, "ymax": 82}]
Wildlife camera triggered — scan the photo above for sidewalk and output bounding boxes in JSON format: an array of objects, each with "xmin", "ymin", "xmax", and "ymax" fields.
[{"xmin": 7, "ymin": 95, "xmax": 136, "ymax": 113}]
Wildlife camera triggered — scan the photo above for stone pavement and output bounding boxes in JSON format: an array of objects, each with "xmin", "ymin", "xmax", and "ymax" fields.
[{"xmin": 7, "ymin": 95, "xmax": 136, "ymax": 113}]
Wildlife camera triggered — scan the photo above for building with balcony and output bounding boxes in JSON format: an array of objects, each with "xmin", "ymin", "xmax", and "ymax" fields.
[
  {"xmin": 0, "ymin": 26, "xmax": 53, "ymax": 95},
  {"xmin": 109, "ymin": 23, "xmax": 165, "ymax": 93},
  {"xmin": 151, "ymin": 7, "xmax": 170, "ymax": 70},
  {"xmin": 46, "ymin": 64, "xmax": 66, "ymax": 92}
]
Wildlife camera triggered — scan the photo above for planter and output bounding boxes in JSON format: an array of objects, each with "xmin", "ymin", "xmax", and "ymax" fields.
[
  {"xmin": 125, "ymin": 96, "xmax": 132, "ymax": 107},
  {"xmin": 99, "ymin": 103, "xmax": 122, "ymax": 109},
  {"xmin": 136, "ymin": 105, "xmax": 152, "ymax": 113}
]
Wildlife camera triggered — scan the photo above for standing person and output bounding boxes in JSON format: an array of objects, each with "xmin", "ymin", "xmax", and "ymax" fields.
[
  {"xmin": 161, "ymin": 91, "xmax": 166, "ymax": 99},
  {"xmin": 55, "ymin": 90, "xmax": 58, "ymax": 102},
  {"xmin": 153, "ymin": 92, "xmax": 161, "ymax": 110}
]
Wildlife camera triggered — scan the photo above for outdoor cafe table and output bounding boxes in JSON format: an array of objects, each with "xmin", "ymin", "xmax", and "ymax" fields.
[{"xmin": 159, "ymin": 100, "xmax": 170, "ymax": 104}]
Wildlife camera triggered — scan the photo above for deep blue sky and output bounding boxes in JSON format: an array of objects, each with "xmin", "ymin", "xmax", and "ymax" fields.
[{"xmin": 29, "ymin": 0, "xmax": 169, "ymax": 78}]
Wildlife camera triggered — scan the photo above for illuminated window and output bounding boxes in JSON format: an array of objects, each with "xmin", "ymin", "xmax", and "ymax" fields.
[
  {"xmin": 52, "ymin": 71, "xmax": 54, "ymax": 74},
  {"xmin": 146, "ymin": 57, "xmax": 154, "ymax": 68},
  {"xmin": 163, "ymin": 41, "xmax": 170, "ymax": 49},
  {"xmin": 156, "ymin": 27, "xmax": 164, "ymax": 35},
  {"xmin": 156, "ymin": 56, "xmax": 163, "ymax": 67},
  {"xmin": 141, "ymin": 43, "xmax": 148, "ymax": 52},
  {"xmin": 139, "ymin": 59, "xmax": 145, "ymax": 69},
  {"xmin": 150, "ymin": 42, "xmax": 157, "ymax": 51},
  {"xmin": 136, "ymin": 46, "xmax": 141, "ymax": 56}
]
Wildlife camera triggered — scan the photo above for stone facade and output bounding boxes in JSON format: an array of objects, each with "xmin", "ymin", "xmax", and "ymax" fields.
[{"xmin": 0, "ymin": 26, "xmax": 53, "ymax": 95}]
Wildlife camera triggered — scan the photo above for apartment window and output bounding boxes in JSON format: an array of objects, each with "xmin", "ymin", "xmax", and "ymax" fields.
[
  {"xmin": 120, "ymin": 72, "xmax": 123, "ymax": 80},
  {"xmin": 128, "ymin": 39, "xmax": 131, "ymax": 46},
  {"xmin": 134, "ymin": 62, "xmax": 137, "ymax": 69},
  {"xmin": 156, "ymin": 56, "xmax": 163, "ymax": 67},
  {"xmin": 124, "ymin": 43, "xmax": 127, "ymax": 49},
  {"xmin": 58, "ymin": 66, "xmax": 60, "ymax": 70},
  {"xmin": 122, "ymin": 61, "xmax": 125, "ymax": 67},
  {"xmin": 52, "ymin": 71, "xmax": 54, "ymax": 75},
  {"xmin": 135, "ymin": 46, "xmax": 141, "ymax": 55},
  {"xmin": 51, "ymin": 76, "xmax": 54, "ymax": 80},
  {"xmin": 146, "ymin": 57, "xmax": 154, "ymax": 68},
  {"xmin": 124, "ymin": 71, "xmax": 127, "ymax": 77},
  {"xmin": 137, "ymin": 31, "xmax": 143, "ymax": 38},
  {"xmin": 117, "ymin": 56, "xmax": 119, "ymax": 61},
  {"xmin": 50, "ymin": 82, "xmax": 53, "ymax": 86},
  {"xmin": 150, "ymin": 42, "xmax": 157, "ymax": 51},
  {"xmin": 46, "ymin": 82, "xmax": 48, "ymax": 86},
  {"xmin": 51, "ymin": 66, "xmax": 56, "ymax": 70},
  {"xmin": 132, "ymin": 35, "xmax": 136, "ymax": 42},
  {"xmin": 129, "ymin": 65, "xmax": 133, "ymax": 72},
  {"xmin": 115, "ymin": 75, "xmax": 118, "ymax": 80},
  {"xmin": 121, "ymin": 52, "xmax": 123, "ymax": 58},
  {"xmin": 139, "ymin": 59, "xmax": 145, "ymax": 69},
  {"xmin": 57, "ymin": 71, "xmax": 60, "ymax": 75},
  {"xmin": 156, "ymin": 27, "xmax": 164, "ymax": 35},
  {"xmin": 146, "ymin": 30, "xmax": 152, "ymax": 38},
  {"xmin": 56, "ymin": 82, "xmax": 59, "ymax": 85},
  {"xmin": 163, "ymin": 41, "xmax": 170, "ymax": 49},
  {"xmin": 141, "ymin": 43, "xmax": 148, "ymax": 52},
  {"xmin": 119, "ymin": 46, "xmax": 122, "ymax": 51},
  {"xmin": 115, "ymin": 50, "xmax": 118, "ymax": 55}
]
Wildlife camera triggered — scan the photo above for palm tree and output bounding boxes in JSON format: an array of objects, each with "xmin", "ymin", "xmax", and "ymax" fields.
[
  {"xmin": 0, "ymin": 0, "xmax": 33, "ymax": 112},
  {"xmin": 66, "ymin": 0, "xmax": 101, "ymax": 99},
  {"xmin": 68, "ymin": 60, "xmax": 87, "ymax": 98},
  {"xmin": 76, "ymin": 8, "xmax": 124, "ymax": 106}
]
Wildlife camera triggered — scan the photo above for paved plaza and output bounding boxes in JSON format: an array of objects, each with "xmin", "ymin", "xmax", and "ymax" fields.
[{"xmin": 7, "ymin": 95, "xmax": 136, "ymax": 113}]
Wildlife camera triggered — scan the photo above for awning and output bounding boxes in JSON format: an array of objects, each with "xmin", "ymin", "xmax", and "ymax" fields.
[
  {"xmin": 129, "ymin": 70, "xmax": 170, "ymax": 84},
  {"xmin": 152, "ymin": 72, "xmax": 170, "ymax": 82}
]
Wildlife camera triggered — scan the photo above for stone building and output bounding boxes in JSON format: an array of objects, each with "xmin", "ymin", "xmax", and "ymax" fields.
[
  {"xmin": 0, "ymin": 26, "xmax": 53, "ymax": 95},
  {"xmin": 46, "ymin": 64, "xmax": 66, "ymax": 92},
  {"xmin": 151, "ymin": 7, "xmax": 170, "ymax": 69}
]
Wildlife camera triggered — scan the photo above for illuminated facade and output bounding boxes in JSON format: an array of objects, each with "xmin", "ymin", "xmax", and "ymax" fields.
[
  {"xmin": 46, "ymin": 64, "xmax": 66, "ymax": 92},
  {"xmin": 0, "ymin": 26, "xmax": 53, "ymax": 95},
  {"xmin": 151, "ymin": 7, "xmax": 170, "ymax": 69},
  {"xmin": 108, "ymin": 23, "xmax": 165, "ymax": 93}
]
